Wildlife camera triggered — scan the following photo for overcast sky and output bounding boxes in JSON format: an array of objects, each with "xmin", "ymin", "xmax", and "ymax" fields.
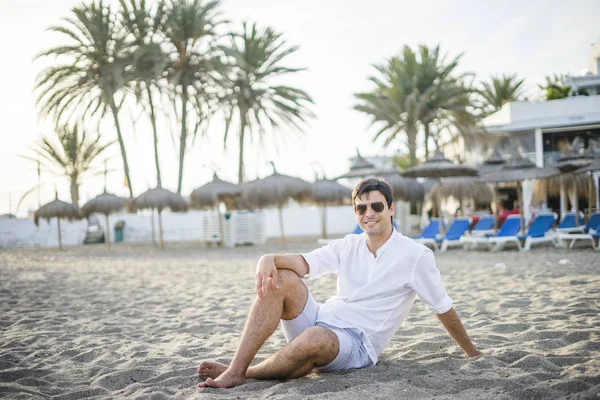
[{"xmin": 0, "ymin": 0, "xmax": 599, "ymax": 216}]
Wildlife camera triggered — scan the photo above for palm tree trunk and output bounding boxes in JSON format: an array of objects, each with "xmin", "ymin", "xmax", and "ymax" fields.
[
  {"xmin": 177, "ymin": 87, "xmax": 188, "ymax": 194},
  {"xmin": 238, "ymin": 110, "xmax": 247, "ymax": 184},
  {"xmin": 108, "ymin": 95, "xmax": 134, "ymax": 199},
  {"xmin": 407, "ymin": 125, "xmax": 418, "ymax": 166},
  {"xmin": 69, "ymin": 177, "xmax": 79, "ymax": 206},
  {"xmin": 147, "ymin": 88, "xmax": 162, "ymax": 188},
  {"xmin": 424, "ymin": 123, "xmax": 431, "ymax": 157}
]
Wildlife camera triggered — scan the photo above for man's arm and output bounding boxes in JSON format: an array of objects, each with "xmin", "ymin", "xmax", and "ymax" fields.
[
  {"xmin": 255, "ymin": 254, "xmax": 309, "ymax": 299},
  {"xmin": 436, "ymin": 308, "xmax": 492, "ymax": 357}
]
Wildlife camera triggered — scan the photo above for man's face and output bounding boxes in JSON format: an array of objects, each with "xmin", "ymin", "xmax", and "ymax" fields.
[{"xmin": 354, "ymin": 190, "xmax": 394, "ymax": 237}]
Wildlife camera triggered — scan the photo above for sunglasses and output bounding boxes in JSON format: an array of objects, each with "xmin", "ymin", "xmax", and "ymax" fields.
[{"xmin": 355, "ymin": 201, "xmax": 387, "ymax": 215}]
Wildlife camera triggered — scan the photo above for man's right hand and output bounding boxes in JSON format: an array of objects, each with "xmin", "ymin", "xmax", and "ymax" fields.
[{"xmin": 255, "ymin": 255, "xmax": 281, "ymax": 300}]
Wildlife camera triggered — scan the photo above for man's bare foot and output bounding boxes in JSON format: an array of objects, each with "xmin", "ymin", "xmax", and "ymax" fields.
[
  {"xmin": 197, "ymin": 361, "xmax": 228, "ymax": 380},
  {"xmin": 198, "ymin": 370, "xmax": 246, "ymax": 388}
]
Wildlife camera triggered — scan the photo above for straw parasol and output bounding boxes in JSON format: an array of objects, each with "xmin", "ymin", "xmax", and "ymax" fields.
[
  {"xmin": 478, "ymin": 146, "xmax": 507, "ymax": 229},
  {"xmin": 574, "ymin": 146, "xmax": 600, "ymax": 222},
  {"xmin": 81, "ymin": 192, "xmax": 127, "ymax": 249},
  {"xmin": 404, "ymin": 149, "xmax": 478, "ymax": 234},
  {"xmin": 481, "ymin": 150, "xmax": 559, "ymax": 234},
  {"xmin": 190, "ymin": 173, "xmax": 242, "ymax": 210},
  {"xmin": 190, "ymin": 173, "xmax": 242, "ymax": 245},
  {"xmin": 429, "ymin": 177, "xmax": 494, "ymax": 209},
  {"xmin": 312, "ymin": 178, "xmax": 352, "ymax": 239},
  {"xmin": 34, "ymin": 194, "xmax": 82, "ymax": 250},
  {"xmin": 335, "ymin": 149, "xmax": 389, "ymax": 179},
  {"xmin": 555, "ymin": 139, "xmax": 597, "ymax": 225},
  {"xmin": 243, "ymin": 162, "xmax": 313, "ymax": 245},
  {"xmin": 134, "ymin": 187, "xmax": 188, "ymax": 250},
  {"xmin": 379, "ymin": 171, "xmax": 425, "ymax": 203}
]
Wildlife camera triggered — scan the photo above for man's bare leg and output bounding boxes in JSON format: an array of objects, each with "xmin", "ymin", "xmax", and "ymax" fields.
[
  {"xmin": 199, "ymin": 326, "xmax": 339, "ymax": 382},
  {"xmin": 199, "ymin": 270, "xmax": 339, "ymax": 388}
]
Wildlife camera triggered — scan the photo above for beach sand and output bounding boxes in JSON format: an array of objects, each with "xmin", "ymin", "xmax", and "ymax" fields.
[{"xmin": 0, "ymin": 242, "xmax": 599, "ymax": 399}]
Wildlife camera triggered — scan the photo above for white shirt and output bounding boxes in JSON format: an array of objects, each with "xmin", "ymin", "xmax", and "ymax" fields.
[{"xmin": 301, "ymin": 230, "xmax": 453, "ymax": 365}]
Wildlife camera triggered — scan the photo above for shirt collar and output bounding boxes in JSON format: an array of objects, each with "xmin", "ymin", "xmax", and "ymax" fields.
[{"xmin": 362, "ymin": 228, "xmax": 399, "ymax": 257}]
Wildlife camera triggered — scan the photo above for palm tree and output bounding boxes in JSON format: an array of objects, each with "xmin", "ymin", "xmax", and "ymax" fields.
[
  {"xmin": 35, "ymin": 0, "xmax": 135, "ymax": 199},
  {"xmin": 119, "ymin": 0, "xmax": 168, "ymax": 187},
  {"xmin": 479, "ymin": 73, "xmax": 525, "ymax": 114},
  {"xmin": 355, "ymin": 45, "xmax": 474, "ymax": 165},
  {"xmin": 220, "ymin": 22, "xmax": 314, "ymax": 183},
  {"xmin": 26, "ymin": 125, "xmax": 115, "ymax": 206},
  {"xmin": 163, "ymin": 0, "xmax": 223, "ymax": 194}
]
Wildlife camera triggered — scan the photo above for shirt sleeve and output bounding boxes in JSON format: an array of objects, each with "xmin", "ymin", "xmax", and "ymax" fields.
[
  {"xmin": 300, "ymin": 238, "xmax": 344, "ymax": 280},
  {"xmin": 409, "ymin": 249, "xmax": 453, "ymax": 314}
]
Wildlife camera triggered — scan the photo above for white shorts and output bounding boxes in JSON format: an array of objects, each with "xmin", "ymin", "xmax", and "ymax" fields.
[{"xmin": 280, "ymin": 292, "xmax": 373, "ymax": 372}]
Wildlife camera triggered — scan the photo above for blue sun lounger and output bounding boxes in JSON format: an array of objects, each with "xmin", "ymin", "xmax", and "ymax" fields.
[{"xmin": 414, "ymin": 218, "xmax": 470, "ymax": 251}]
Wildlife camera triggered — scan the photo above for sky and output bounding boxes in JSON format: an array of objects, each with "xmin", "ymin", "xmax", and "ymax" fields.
[{"xmin": 0, "ymin": 0, "xmax": 599, "ymax": 216}]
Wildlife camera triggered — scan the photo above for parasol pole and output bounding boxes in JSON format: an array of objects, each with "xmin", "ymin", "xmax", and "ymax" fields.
[
  {"xmin": 216, "ymin": 205, "xmax": 225, "ymax": 247},
  {"xmin": 321, "ymin": 203, "xmax": 327, "ymax": 240},
  {"xmin": 573, "ymin": 173, "xmax": 580, "ymax": 227},
  {"xmin": 105, "ymin": 213, "xmax": 111, "ymax": 250},
  {"xmin": 588, "ymin": 172, "xmax": 594, "ymax": 224},
  {"xmin": 517, "ymin": 182, "xmax": 525, "ymax": 235},
  {"xmin": 158, "ymin": 208, "xmax": 164, "ymax": 250},
  {"xmin": 278, "ymin": 200, "xmax": 286, "ymax": 247},
  {"xmin": 559, "ymin": 175, "xmax": 566, "ymax": 221},
  {"xmin": 493, "ymin": 183, "xmax": 499, "ymax": 231},
  {"xmin": 57, "ymin": 217, "xmax": 63, "ymax": 251},
  {"xmin": 150, "ymin": 209, "xmax": 156, "ymax": 247}
]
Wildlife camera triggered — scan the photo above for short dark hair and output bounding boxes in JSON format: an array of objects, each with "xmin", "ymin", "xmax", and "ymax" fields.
[{"xmin": 352, "ymin": 177, "xmax": 394, "ymax": 207}]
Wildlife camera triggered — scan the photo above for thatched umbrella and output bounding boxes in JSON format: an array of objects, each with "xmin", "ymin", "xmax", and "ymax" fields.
[
  {"xmin": 379, "ymin": 171, "xmax": 425, "ymax": 203},
  {"xmin": 429, "ymin": 177, "xmax": 494, "ymax": 211},
  {"xmin": 555, "ymin": 139, "xmax": 597, "ymax": 225},
  {"xmin": 335, "ymin": 149, "xmax": 389, "ymax": 179},
  {"xmin": 481, "ymin": 151, "xmax": 559, "ymax": 235},
  {"xmin": 312, "ymin": 178, "xmax": 352, "ymax": 239},
  {"xmin": 190, "ymin": 173, "xmax": 242, "ymax": 210},
  {"xmin": 243, "ymin": 163, "xmax": 313, "ymax": 245},
  {"xmin": 190, "ymin": 173, "xmax": 242, "ymax": 245},
  {"xmin": 134, "ymin": 187, "xmax": 188, "ymax": 250},
  {"xmin": 478, "ymin": 147, "xmax": 507, "ymax": 229},
  {"xmin": 404, "ymin": 149, "xmax": 478, "ymax": 234},
  {"xmin": 574, "ymin": 152, "xmax": 600, "ymax": 222},
  {"xmin": 34, "ymin": 194, "xmax": 82, "ymax": 250},
  {"xmin": 81, "ymin": 192, "xmax": 127, "ymax": 249}
]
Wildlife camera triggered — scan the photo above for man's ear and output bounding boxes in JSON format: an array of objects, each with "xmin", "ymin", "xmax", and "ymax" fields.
[{"xmin": 390, "ymin": 202, "xmax": 395, "ymax": 217}]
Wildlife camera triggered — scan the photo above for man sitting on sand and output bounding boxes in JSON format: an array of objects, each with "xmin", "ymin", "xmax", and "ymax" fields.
[{"xmin": 198, "ymin": 178, "xmax": 491, "ymax": 388}]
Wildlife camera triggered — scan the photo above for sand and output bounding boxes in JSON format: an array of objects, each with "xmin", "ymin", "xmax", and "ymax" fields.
[{"xmin": 0, "ymin": 242, "xmax": 599, "ymax": 399}]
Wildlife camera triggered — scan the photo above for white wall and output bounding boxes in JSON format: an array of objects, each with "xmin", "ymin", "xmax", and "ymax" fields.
[{"xmin": 0, "ymin": 205, "xmax": 366, "ymax": 248}]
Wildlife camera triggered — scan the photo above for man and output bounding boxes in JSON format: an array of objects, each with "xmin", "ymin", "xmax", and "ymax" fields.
[{"xmin": 198, "ymin": 178, "xmax": 491, "ymax": 388}]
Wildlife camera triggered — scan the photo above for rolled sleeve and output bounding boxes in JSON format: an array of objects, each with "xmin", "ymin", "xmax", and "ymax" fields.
[
  {"xmin": 301, "ymin": 239, "xmax": 343, "ymax": 280},
  {"xmin": 410, "ymin": 249, "xmax": 453, "ymax": 314}
]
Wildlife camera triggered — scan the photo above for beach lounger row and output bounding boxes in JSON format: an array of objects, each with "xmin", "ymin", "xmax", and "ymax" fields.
[{"xmin": 410, "ymin": 211, "xmax": 600, "ymax": 252}]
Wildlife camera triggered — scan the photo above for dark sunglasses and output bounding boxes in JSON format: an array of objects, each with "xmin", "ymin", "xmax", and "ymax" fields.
[{"xmin": 355, "ymin": 201, "xmax": 386, "ymax": 215}]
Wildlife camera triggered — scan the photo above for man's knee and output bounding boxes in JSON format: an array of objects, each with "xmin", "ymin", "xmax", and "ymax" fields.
[
  {"xmin": 294, "ymin": 327, "xmax": 339, "ymax": 359},
  {"xmin": 278, "ymin": 269, "xmax": 302, "ymax": 288}
]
